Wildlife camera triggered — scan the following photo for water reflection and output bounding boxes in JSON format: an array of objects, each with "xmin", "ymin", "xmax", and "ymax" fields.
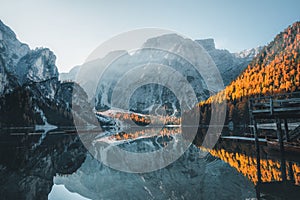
[
  {"xmin": 201, "ymin": 146, "xmax": 300, "ymax": 185},
  {"xmin": 0, "ymin": 128, "xmax": 86, "ymax": 199},
  {"xmin": 107, "ymin": 127, "xmax": 181, "ymax": 141},
  {"xmin": 195, "ymin": 127, "xmax": 300, "ymax": 188},
  {"xmin": 12, "ymin": 126, "xmax": 254, "ymax": 199},
  {"xmin": 4, "ymin": 126, "xmax": 297, "ymax": 199},
  {"xmin": 52, "ymin": 127, "xmax": 255, "ymax": 200}
]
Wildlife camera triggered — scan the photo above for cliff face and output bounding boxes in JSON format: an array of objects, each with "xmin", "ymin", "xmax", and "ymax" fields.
[
  {"xmin": 61, "ymin": 36, "xmax": 259, "ymax": 115},
  {"xmin": 0, "ymin": 20, "xmax": 95, "ymax": 128},
  {"xmin": 0, "ymin": 20, "xmax": 29, "ymax": 95},
  {"xmin": 0, "ymin": 21, "xmax": 29, "ymax": 65},
  {"xmin": 196, "ymin": 39, "xmax": 262, "ymax": 86},
  {"xmin": 0, "ymin": 20, "xmax": 58, "ymax": 96},
  {"xmin": 15, "ymin": 48, "xmax": 59, "ymax": 98}
]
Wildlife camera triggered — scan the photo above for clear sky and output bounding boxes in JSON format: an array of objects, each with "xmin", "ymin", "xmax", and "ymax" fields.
[{"xmin": 0, "ymin": 0, "xmax": 299, "ymax": 72}]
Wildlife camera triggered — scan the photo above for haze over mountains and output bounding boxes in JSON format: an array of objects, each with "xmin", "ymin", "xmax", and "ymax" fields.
[
  {"xmin": 1, "ymin": 19, "xmax": 298, "ymax": 130},
  {"xmin": 59, "ymin": 34, "xmax": 261, "ymax": 115},
  {"xmin": 0, "ymin": 18, "xmax": 299, "ymax": 200},
  {"xmin": 60, "ymin": 38, "xmax": 261, "ymax": 86}
]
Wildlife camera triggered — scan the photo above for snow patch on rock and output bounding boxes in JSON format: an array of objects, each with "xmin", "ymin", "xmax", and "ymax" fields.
[{"xmin": 33, "ymin": 107, "xmax": 57, "ymax": 149}]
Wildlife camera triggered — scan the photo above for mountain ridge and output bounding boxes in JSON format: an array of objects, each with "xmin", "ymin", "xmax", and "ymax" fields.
[
  {"xmin": 197, "ymin": 21, "xmax": 300, "ymax": 128},
  {"xmin": 60, "ymin": 37, "xmax": 261, "ymax": 86}
]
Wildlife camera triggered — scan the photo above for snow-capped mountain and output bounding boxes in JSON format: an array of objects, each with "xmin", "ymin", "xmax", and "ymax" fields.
[
  {"xmin": 61, "ymin": 38, "xmax": 261, "ymax": 90},
  {"xmin": 0, "ymin": 18, "xmax": 262, "ymax": 124},
  {"xmin": 234, "ymin": 46, "xmax": 263, "ymax": 59}
]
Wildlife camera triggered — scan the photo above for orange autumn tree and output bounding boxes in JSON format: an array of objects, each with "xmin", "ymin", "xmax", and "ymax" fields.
[
  {"xmin": 209, "ymin": 21, "xmax": 299, "ymax": 103},
  {"xmin": 197, "ymin": 21, "xmax": 300, "ymax": 128}
]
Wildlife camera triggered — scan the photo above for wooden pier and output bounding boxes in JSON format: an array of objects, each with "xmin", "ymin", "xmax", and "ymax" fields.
[{"xmin": 249, "ymin": 92, "xmax": 300, "ymax": 199}]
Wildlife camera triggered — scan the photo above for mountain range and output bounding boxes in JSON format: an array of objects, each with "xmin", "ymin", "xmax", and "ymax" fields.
[
  {"xmin": 60, "ymin": 38, "xmax": 261, "ymax": 86},
  {"xmin": 0, "ymin": 18, "xmax": 299, "ymax": 200},
  {"xmin": 60, "ymin": 35, "xmax": 261, "ymax": 116},
  {"xmin": 1, "ymin": 19, "xmax": 298, "ymax": 131}
]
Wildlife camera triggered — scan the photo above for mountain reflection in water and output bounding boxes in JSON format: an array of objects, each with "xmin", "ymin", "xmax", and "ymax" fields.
[
  {"xmin": 0, "ymin": 128, "xmax": 87, "ymax": 200},
  {"xmin": 113, "ymin": 126, "xmax": 300, "ymax": 187},
  {"xmin": 52, "ymin": 126, "xmax": 255, "ymax": 200},
  {"xmin": 3, "ymin": 126, "xmax": 298, "ymax": 199}
]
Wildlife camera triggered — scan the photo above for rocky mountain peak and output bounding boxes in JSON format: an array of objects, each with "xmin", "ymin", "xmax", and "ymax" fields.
[
  {"xmin": 143, "ymin": 33, "xmax": 183, "ymax": 46},
  {"xmin": 16, "ymin": 48, "xmax": 58, "ymax": 85},
  {"xmin": 0, "ymin": 20, "xmax": 30, "ymax": 68},
  {"xmin": 196, "ymin": 38, "xmax": 216, "ymax": 51},
  {"xmin": 0, "ymin": 19, "xmax": 17, "ymax": 40},
  {"xmin": 195, "ymin": 38, "xmax": 259, "ymax": 85},
  {"xmin": 0, "ymin": 20, "xmax": 60, "ymax": 101},
  {"xmin": 61, "ymin": 34, "xmax": 257, "ymax": 113},
  {"xmin": 0, "ymin": 20, "xmax": 58, "ymax": 86},
  {"xmin": 234, "ymin": 46, "xmax": 263, "ymax": 60},
  {"xmin": 0, "ymin": 20, "xmax": 78, "ymax": 127}
]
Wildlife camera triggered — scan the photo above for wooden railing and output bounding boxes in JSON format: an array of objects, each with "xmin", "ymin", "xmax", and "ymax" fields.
[
  {"xmin": 248, "ymin": 92, "xmax": 300, "ymax": 199},
  {"xmin": 249, "ymin": 92, "xmax": 300, "ymax": 117}
]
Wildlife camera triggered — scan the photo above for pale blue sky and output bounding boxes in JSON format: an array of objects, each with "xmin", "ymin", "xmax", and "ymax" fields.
[{"xmin": 0, "ymin": 0, "xmax": 299, "ymax": 72}]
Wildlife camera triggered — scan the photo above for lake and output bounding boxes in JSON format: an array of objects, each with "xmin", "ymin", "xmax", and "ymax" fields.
[{"xmin": 0, "ymin": 127, "xmax": 299, "ymax": 199}]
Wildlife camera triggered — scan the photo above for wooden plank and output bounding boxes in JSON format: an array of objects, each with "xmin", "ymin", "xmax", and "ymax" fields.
[
  {"xmin": 252, "ymin": 107, "xmax": 300, "ymax": 114},
  {"xmin": 252, "ymin": 102, "xmax": 270, "ymax": 107},
  {"xmin": 221, "ymin": 136, "xmax": 267, "ymax": 142},
  {"xmin": 252, "ymin": 109, "xmax": 271, "ymax": 113},
  {"xmin": 275, "ymin": 98, "xmax": 300, "ymax": 103},
  {"xmin": 273, "ymin": 107, "xmax": 300, "ymax": 112}
]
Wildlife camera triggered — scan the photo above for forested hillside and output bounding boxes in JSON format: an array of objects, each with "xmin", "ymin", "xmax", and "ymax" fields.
[{"xmin": 197, "ymin": 22, "xmax": 300, "ymax": 127}]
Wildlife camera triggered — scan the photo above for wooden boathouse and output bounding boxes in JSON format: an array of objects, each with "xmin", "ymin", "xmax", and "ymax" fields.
[{"xmin": 249, "ymin": 92, "xmax": 300, "ymax": 199}]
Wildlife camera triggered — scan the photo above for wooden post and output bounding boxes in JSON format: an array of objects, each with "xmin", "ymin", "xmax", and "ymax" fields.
[
  {"xmin": 284, "ymin": 119, "xmax": 290, "ymax": 142},
  {"xmin": 249, "ymin": 99, "xmax": 261, "ymax": 199},
  {"xmin": 270, "ymin": 98, "xmax": 273, "ymax": 115},
  {"xmin": 253, "ymin": 118, "xmax": 261, "ymax": 199},
  {"xmin": 284, "ymin": 119, "xmax": 295, "ymax": 183},
  {"xmin": 276, "ymin": 118, "xmax": 287, "ymax": 182},
  {"xmin": 253, "ymin": 118, "xmax": 261, "ymax": 184}
]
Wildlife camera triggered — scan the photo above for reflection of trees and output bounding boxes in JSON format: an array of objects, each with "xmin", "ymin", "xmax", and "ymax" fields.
[
  {"xmin": 200, "ymin": 147, "xmax": 300, "ymax": 185},
  {"xmin": 112, "ymin": 127, "xmax": 181, "ymax": 141}
]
